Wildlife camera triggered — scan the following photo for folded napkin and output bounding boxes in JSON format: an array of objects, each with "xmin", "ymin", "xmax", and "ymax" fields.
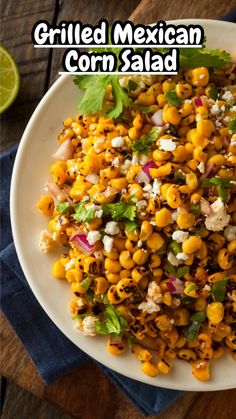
[{"xmin": 1, "ymin": 146, "xmax": 182, "ymax": 416}]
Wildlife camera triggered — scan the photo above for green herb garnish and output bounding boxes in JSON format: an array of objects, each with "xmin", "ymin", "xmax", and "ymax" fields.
[
  {"xmin": 228, "ymin": 116, "xmax": 236, "ymax": 133},
  {"xmin": 131, "ymin": 127, "xmax": 158, "ymax": 155},
  {"xmin": 208, "ymin": 86, "xmax": 219, "ymax": 100},
  {"xmin": 174, "ymin": 170, "xmax": 186, "ymax": 184},
  {"xmin": 72, "ymin": 202, "xmax": 95, "ymax": 223},
  {"xmin": 165, "ymin": 263, "xmax": 189, "ymax": 278},
  {"xmin": 166, "ymin": 90, "xmax": 182, "ymax": 106},
  {"xmin": 124, "ymin": 220, "xmax": 139, "ymax": 233},
  {"xmin": 56, "ymin": 202, "xmax": 71, "ymax": 214},
  {"xmin": 177, "ymin": 266, "xmax": 189, "ymax": 278},
  {"xmin": 95, "ymin": 305, "xmax": 129, "ymax": 336},
  {"xmin": 201, "ymin": 177, "xmax": 231, "ymax": 202},
  {"xmin": 80, "ymin": 276, "xmax": 93, "ymax": 290},
  {"xmin": 102, "ymin": 201, "xmax": 136, "ymax": 221},
  {"xmin": 184, "ymin": 311, "xmax": 206, "ymax": 341},
  {"xmin": 169, "ymin": 240, "xmax": 182, "ymax": 256},
  {"xmin": 191, "ymin": 202, "xmax": 201, "ymax": 216},
  {"xmin": 179, "ymin": 48, "xmax": 231, "ymax": 69},
  {"xmin": 211, "ymin": 279, "xmax": 228, "ymax": 302}
]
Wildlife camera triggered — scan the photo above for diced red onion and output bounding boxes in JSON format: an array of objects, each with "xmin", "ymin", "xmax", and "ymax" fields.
[
  {"xmin": 85, "ymin": 173, "xmax": 99, "ymax": 184},
  {"xmin": 166, "ymin": 276, "xmax": 184, "ymax": 294},
  {"xmin": 200, "ymin": 198, "xmax": 211, "ymax": 216},
  {"xmin": 200, "ymin": 163, "xmax": 218, "ymax": 181},
  {"xmin": 194, "ymin": 97, "xmax": 203, "ymax": 107},
  {"xmin": 151, "ymin": 109, "xmax": 164, "ymax": 126},
  {"xmin": 70, "ymin": 233, "xmax": 95, "ymax": 255},
  {"xmin": 135, "ymin": 160, "xmax": 157, "ymax": 183},
  {"xmin": 45, "ymin": 181, "xmax": 67, "ymax": 202},
  {"xmin": 52, "ymin": 138, "xmax": 74, "ymax": 161}
]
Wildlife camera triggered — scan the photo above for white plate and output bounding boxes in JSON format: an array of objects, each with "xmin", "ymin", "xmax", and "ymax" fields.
[{"xmin": 11, "ymin": 19, "xmax": 236, "ymax": 391}]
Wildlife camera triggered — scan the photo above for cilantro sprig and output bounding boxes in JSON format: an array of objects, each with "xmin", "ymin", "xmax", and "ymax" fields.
[
  {"xmin": 166, "ymin": 90, "xmax": 182, "ymax": 106},
  {"xmin": 184, "ymin": 311, "xmax": 206, "ymax": 341},
  {"xmin": 201, "ymin": 177, "xmax": 231, "ymax": 202},
  {"xmin": 179, "ymin": 48, "xmax": 231, "ymax": 69},
  {"xmin": 72, "ymin": 202, "xmax": 95, "ymax": 223},
  {"xmin": 56, "ymin": 201, "xmax": 71, "ymax": 215},
  {"xmin": 228, "ymin": 116, "xmax": 236, "ymax": 133},
  {"xmin": 102, "ymin": 201, "xmax": 136, "ymax": 221},
  {"xmin": 211, "ymin": 279, "xmax": 228, "ymax": 302},
  {"xmin": 95, "ymin": 305, "xmax": 128, "ymax": 336},
  {"xmin": 131, "ymin": 127, "xmax": 158, "ymax": 155}
]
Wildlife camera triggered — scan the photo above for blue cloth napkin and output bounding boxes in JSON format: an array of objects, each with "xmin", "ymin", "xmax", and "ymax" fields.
[{"xmin": 0, "ymin": 146, "xmax": 182, "ymax": 416}]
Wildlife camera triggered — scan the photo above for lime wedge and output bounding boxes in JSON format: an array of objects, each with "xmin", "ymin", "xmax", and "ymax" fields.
[{"xmin": 0, "ymin": 45, "xmax": 20, "ymax": 113}]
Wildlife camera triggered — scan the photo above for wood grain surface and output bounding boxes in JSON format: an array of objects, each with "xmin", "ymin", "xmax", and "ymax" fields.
[{"xmin": 1, "ymin": 0, "xmax": 236, "ymax": 418}]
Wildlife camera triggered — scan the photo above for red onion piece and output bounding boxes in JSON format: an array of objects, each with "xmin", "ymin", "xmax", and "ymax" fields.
[
  {"xmin": 166, "ymin": 276, "xmax": 184, "ymax": 294},
  {"xmin": 85, "ymin": 173, "xmax": 99, "ymax": 184},
  {"xmin": 194, "ymin": 97, "xmax": 203, "ymax": 107},
  {"xmin": 200, "ymin": 198, "xmax": 211, "ymax": 216},
  {"xmin": 70, "ymin": 233, "xmax": 95, "ymax": 255},
  {"xmin": 45, "ymin": 181, "xmax": 67, "ymax": 202},
  {"xmin": 151, "ymin": 109, "xmax": 164, "ymax": 126},
  {"xmin": 52, "ymin": 138, "xmax": 74, "ymax": 161},
  {"xmin": 135, "ymin": 160, "xmax": 157, "ymax": 183},
  {"xmin": 200, "ymin": 163, "xmax": 218, "ymax": 181}
]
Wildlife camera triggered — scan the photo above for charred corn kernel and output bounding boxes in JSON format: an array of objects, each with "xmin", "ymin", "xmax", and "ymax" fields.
[
  {"xmin": 162, "ymin": 79, "xmax": 176, "ymax": 92},
  {"xmin": 119, "ymin": 250, "xmax": 136, "ymax": 270},
  {"xmin": 141, "ymin": 361, "xmax": 159, "ymax": 377},
  {"xmin": 139, "ymin": 221, "xmax": 153, "ymax": 241},
  {"xmin": 103, "ymin": 249, "xmax": 119, "ymax": 260},
  {"xmin": 125, "ymin": 229, "xmax": 139, "ymax": 241},
  {"xmin": 106, "ymin": 272, "xmax": 120, "ymax": 284},
  {"xmin": 104, "ymin": 258, "xmax": 121, "ymax": 273},
  {"xmin": 84, "ymin": 257, "xmax": 103, "ymax": 275},
  {"xmin": 155, "ymin": 208, "xmax": 172, "ymax": 227},
  {"xmin": 172, "ymin": 308, "xmax": 190, "ymax": 326},
  {"xmin": 208, "ymin": 234, "xmax": 225, "ymax": 251},
  {"xmin": 132, "ymin": 345, "xmax": 152, "ymax": 362},
  {"xmin": 196, "ymin": 119, "xmax": 214, "ymax": 137},
  {"xmin": 100, "ymin": 166, "xmax": 119, "ymax": 181},
  {"xmin": 153, "ymin": 268, "xmax": 163, "ymax": 279},
  {"xmin": 120, "ymin": 269, "xmax": 131, "ymax": 279},
  {"xmin": 66, "ymin": 269, "xmax": 83, "ymax": 283},
  {"xmin": 147, "ymin": 82, "xmax": 162, "ymax": 96},
  {"xmin": 149, "ymin": 254, "xmax": 161, "ymax": 269},
  {"xmin": 178, "ymin": 349, "xmax": 196, "ymax": 362},
  {"xmin": 153, "ymin": 149, "xmax": 171, "ymax": 161},
  {"xmin": 165, "ymin": 348, "xmax": 177, "ymax": 359},
  {"xmin": 52, "ymin": 260, "xmax": 66, "ymax": 279},
  {"xmin": 193, "ymin": 146, "xmax": 207, "ymax": 163},
  {"xmin": 133, "ymin": 113, "xmax": 143, "ymax": 130},
  {"xmin": 107, "ymin": 285, "xmax": 123, "ymax": 304},
  {"xmin": 162, "ymin": 291, "xmax": 172, "ymax": 306},
  {"xmin": 228, "ymin": 240, "xmax": 236, "ymax": 253},
  {"xmin": 128, "ymin": 183, "xmax": 143, "ymax": 200},
  {"xmin": 191, "ymin": 131, "xmax": 209, "ymax": 148},
  {"xmin": 125, "ymin": 239, "xmax": 139, "ymax": 253},
  {"xmin": 126, "ymin": 165, "xmax": 141, "ymax": 183},
  {"xmin": 117, "ymin": 277, "xmax": 136, "ymax": 298},
  {"xmin": 207, "ymin": 154, "xmax": 226, "ymax": 167},
  {"xmin": 146, "ymin": 197, "xmax": 160, "ymax": 214},
  {"xmin": 175, "ymin": 83, "xmax": 192, "ymax": 99},
  {"xmin": 191, "ymin": 67, "xmax": 209, "ymax": 87},
  {"xmin": 131, "ymin": 266, "xmax": 145, "ymax": 282},
  {"xmin": 157, "ymin": 93, "xmax": 167, "ymax": 107},
  {"xmin": 217, "ymin": 248, "xmax": 234, "ymax": 270},
  {"xmin": 228, "ymin": 155, "xmax": 236, "ymax": 164},
  {"xmin": 186, "ymin": 159, "xmax": 199, "ymax": 172},
  {"xmin": 195, "ymin": 297, "xmax": 207, "ymax": 311},
  {"xmin": 195, "ymin": 105, "xmax": 208, "ymax": 118},
  {"xmin": 50, "ymin": 162, "xmax": 67, "ymax": 185},
  {"xmin": 181, "ymin": 114, "xmax": 195, "ymax": 126},
  {"xmin": 183, "ymin": 236, "xmax": 202, "ymax": 254},
  {"xmin": 198, "ymin": 333, "xmax": 212, "ymax": 348},
  {"xmin": 110, "ymin": 177, "xmax": 128, "ymax": 191},
  {"xmin": 137, "ymin": 92, "xmax": 156, "ymax": 106},
  {"xmin": 150, "ymin": 162, "xmax": 172, "ymax": 178},
  {"xmin": 147, "ymin": 232, "xmax": 165, "ymax": 251},
  {"xmin": 166, "ymin": 185, "xmax": 182, "ymax": 208},
  {"xmin": 192, "ymin": 360, "xmax": 210, "ymax": 381},
  {"xmin": 172, "ymin": 145, "xmax": 188, "ymax": 163},
  {"xmin": 155, "ymin": 314, "xmax": 173, "ymax": 331},
  {"xmin": 128, "ymin": 127, "xmax": 139, "ymax": 140},
  {"xmin": 63, "ymin": 117, "xmax": 74, "ymax": 127},
  {"xmin": 207, "ymin": 302, "xmax": 224, "ymax": 324},
  {"xmin": 184, "ymin": 282, "xmax": 198, "ymax": 298},
  {"xmin": 160, "ymin": 183, "xmax": 172, "ymax": 200},
  {"xmin": 107, "ymin": 337, "xmax": 125, "ymax": 355},
  {"xmin": 199, "ymin": 242, "xmax": 208, "ymax": 259},
  {"xmin": 165, "ymin": 107, "xmax": 181, "ymax": 125},
  {"xmin": 225, "ymin": 333, "xmax": 236, "ymax": 350},
  {"xmin": 177, "ymin": 211, "xmax": 195, "ymax": 229},
  {"xmin": 178, "ymin": 126, "xmax": 190, "ymax": 137},
  {"xmin": 186, "ymin": 172, "xmax": 198, "ymax": 192},
  {"xmin": 133, "ymin": 249, "xmax": 149, "ymax": 265},
  {"xmin": 157, "ymin": 358, "xmax": 172, "ymax": 374},
  {"xmin": 217, "ymin": 168, "xmax": 234, "ymax": 179},
  {"xmin": 116, "ymin": 123, "xmax": 128, "ymax": 136},
  {"xmin": 36, "ymin": 195, "xmax": 54, "ymax": 216},
  {"xmin": 94, "ymin": 276, "xmax": 109, "ymax": 295}
]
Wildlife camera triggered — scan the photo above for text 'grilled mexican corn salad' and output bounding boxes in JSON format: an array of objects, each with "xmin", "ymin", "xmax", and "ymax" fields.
[{"xmin": 37, "ymin": 48, "xmax": 236, "ymax": 382}]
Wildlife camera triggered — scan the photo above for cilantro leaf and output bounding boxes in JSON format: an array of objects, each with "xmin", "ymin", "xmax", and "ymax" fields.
[
  {"xmin": 174, "ymin": 170, "xmax": 186, "ymax": 184},
  {"xmin": 102, "ymin": 201, "xmax": 136, "ymax": 221},
  {"xmin": 179, "ymin": 48, "xmax": 231, "ymax": 69},
  {"xmin": 228, "ymin": 116, "xmax": 236, "ymax": 133},
  {"xmin": 165, "ymin": 263, "xmax": 189, "ymax": 278},
  {"xmin": 108, "ymin": 75, "xmax": 130, "ymax": 119},
  {"xmin": 131, "ymin": 127, "xmax": 158, "ymax": 155},
  {"xmin": 211, "ymin": 279, "xmax": 228, "ymax": 302},
  {"xmin": 191, "ymin": 202, "xmax": 201, "ymax": 216},
  {"xmin": 56, "ymin": 201, "xmax": 71, "ymax": 214},
  {"xmin": 208, "ymin": 86, "xmax": 219, "ymax": 100},
  {"xmin": 124, "ymin": 220, "xmax": 139, "ymax": 233},
  {"xmin": 166, "ymin": 90, "xmax": 182, "ymax": 106},
  {"xmin": 95, "ymin": 305, "xmax": 128, "ymax": 336},
  {"xmin": 169, "ymin": 240, "xmax": 182, "ymax": 256},
  {"xmin": 74, "ymin": 75, "xmax": 111, "ymax": 115},
  {"xmin": 133, "ymin": 104, "xmax": 155, "ymax": 114},
  {"xmin": 177, "ymin": 266, "xmax": 189, "ymax": 278},
  {"xmin": 79, "ymin": 276, "xmax": 93, "ymax": 290},
  {"xmin": 201, "ymin": 177, "xmax": 231, "ymax": 202},
  {"xmin": 184, "ymin": 311, "xmax": 206, "ymax": 341},
  {"xmin": 195, "ymin": 226, "xmax": 205, "ymax": 236},
  {"xmin": 72, "ymin": 202, "xmax": 95, "ymax": 223}
]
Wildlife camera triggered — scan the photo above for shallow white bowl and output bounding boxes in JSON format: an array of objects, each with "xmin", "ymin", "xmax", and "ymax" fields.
[{"xmin": 11, "ymin": 19, "xmax": 236, "ymax": 391}]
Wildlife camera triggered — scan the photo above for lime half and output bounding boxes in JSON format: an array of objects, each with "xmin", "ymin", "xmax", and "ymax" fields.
[{"xmin": 0, "ymin": 45, "xmax": 20, "ymax": 113}]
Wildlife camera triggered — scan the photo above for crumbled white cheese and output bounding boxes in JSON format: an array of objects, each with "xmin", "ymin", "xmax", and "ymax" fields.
[
  {"xmin": 94, "ymin": 209, "xmax": 103, "ymax": 218},
  {"xmin": 65, "ymin": 258, "xmax": 76, "ymax": 271},
  {"xmin": 167, "ymin": 251, "xmax": 179, "ymax": 266},
  {"xmin": 137, "ymin": 240, "xmax": 142, "ymax": 247},
  {"xmin": 211, "ymin": 104, "xmax": 220, "ymax": 115},
  {"xmin": 77, "ymin": 298, "xmax": 85, "ymax": 307},
  {"xmin": 94, "ymin": 138, "xmax": 104, "ymax": 153},
  {"xmin": 105, "ymin": 221, "xmax": 120, "ymax": 235},
  {"xmin": 224, "ymin": 225, "xmax": 236, "ymax": 241},
  {"xmin": 147, "ymin": 281, "xmax": 162, "ymax": 303},
  {"xmin": 39, "ymin": 229, "xmax": 55, "ymax": 253},
  {"xmin": 103, "ymin": 186, "xmax": 117, "ymax": 198},
  {"xmin": 172, "ymin": 230, "xmax": 189, "ymax": 243},
  {"xmin": 171, "ymin": 210, "xmax": 178, "ymax": 221},
  {"xmin": 136, "ymin": 200, "xmax": 147, "ymax": 210},
  {"xmin": 138, "ymin": 299, "xmax": 160, "ymax": 314},
  {"xmin": 139, "ymin": 154, "xmax": 149, "ymax": 165},
  {"xmin": 93, "ymin": 251, "xmax": 104, "ymax": 259},
  {"xmin": 222, "ymin": 90, "xmax": 234, "ymax": 102},
  {"xmin": 159, "ymin": 139, "xmax": 176, "ymax": 151},
  {"xmin": 103, "ymin": 235, "xmax": 114, "ymax": 253},
  {"xmin": 231, "ymin": 105, "xmax": 236, "ymax": 112},
  {"xmin": 215, "ymin": 120, "xmax": 222, "ymax": 128},
  {"xmin": 176, "ymin": 252, "xmax": 188, "ymax": 261},
  {"xmin": 151, "ymin": 178, "xmax": 161, "ymax": 197},
  {"xmin": 205, "ymin": 198, "xmax": 230, "ymax": 232},
  {"xmin": 197, "ymin": 161, "xmax": 205, "ymax": 174},
  {"xmin": 132, "ymin": 154, "xmax": 139, "ymax": 165},
  {"xmin": 76, "ymin": 316, "xmax": 98, "ymax": 336},
  {"xmin": 87, "ymin": 230, "xmax": 101, "ymax": 245},
  {"xmin": 143, "ymin": 184, "xmax": 152, "ymax": 191},
  {"xmin": 121, "ymin": 159, "xmax": 132, "ymax": 174},
  {"xmin": 112, "ymin": 157, "xmax": 120, "ymax": 167},
  {"xmin": 203, "ymin": 284, "xmax": 211, "ymax": 292},
  {"xmin": 195, "ymin": 114, "xmax": 202, "ymax": 122},
  {"xmin": 111, "ymin": 136, "xmax": 124, "ymax": 148}
]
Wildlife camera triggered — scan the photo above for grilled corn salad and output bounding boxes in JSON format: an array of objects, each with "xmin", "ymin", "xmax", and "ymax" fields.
[{"xmin": 37, "ymin": 56, "xmax": 236, "ymax": 382}]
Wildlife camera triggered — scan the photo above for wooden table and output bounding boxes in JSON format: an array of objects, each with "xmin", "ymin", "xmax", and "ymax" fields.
[{"xmin": 1, "ymin": 1, "xmax": 236, "ymax": 417}]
